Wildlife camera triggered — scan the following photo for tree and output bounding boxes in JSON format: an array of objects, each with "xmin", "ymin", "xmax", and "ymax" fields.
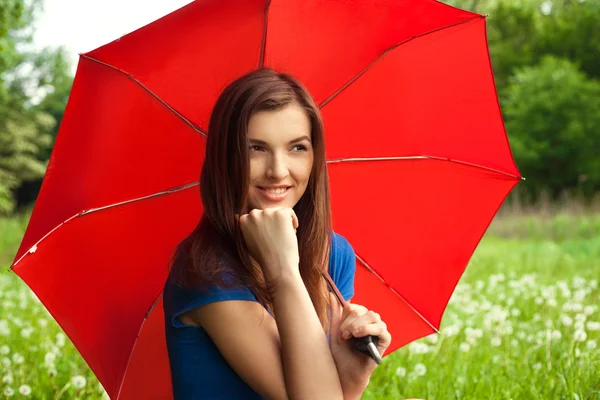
[
  {"xmin": 0, "ymin": 0, "xmax": 72, "ymax": 214},
  {"xmin": 502, "ymin": 56, "xmax": 600, "ymax": 198}
]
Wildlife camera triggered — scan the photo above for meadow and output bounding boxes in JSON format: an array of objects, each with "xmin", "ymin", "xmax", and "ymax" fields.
[{"xmin": 1, "ymin": 208, "xmax": 599, "ymax": 399}]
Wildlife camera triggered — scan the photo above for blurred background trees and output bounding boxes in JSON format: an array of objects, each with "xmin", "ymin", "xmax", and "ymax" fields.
[
  {"xmin": 0, "ymin": 0, "xmax": 72, "ymax": 214},
  {"xmin": 449, "ymin": 0, "xmax": 600, "ymax": 206},
  {"xmin": 0, "ymin": 0, "xmax": 599, "ymax": 215}
]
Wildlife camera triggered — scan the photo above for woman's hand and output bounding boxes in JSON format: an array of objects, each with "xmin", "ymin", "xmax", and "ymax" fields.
[
  {"xmin": 328, "ymin": 292, "xmax": 392, "ymax": 398},
  {"xmin": 236, "ymin": 207, "xmax": 300, "ymax": 283}
]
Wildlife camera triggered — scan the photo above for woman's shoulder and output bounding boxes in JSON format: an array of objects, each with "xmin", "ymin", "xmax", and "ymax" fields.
[{"xmin": 331, "ymin": 231, "xmax": 355, "ymax": 255}]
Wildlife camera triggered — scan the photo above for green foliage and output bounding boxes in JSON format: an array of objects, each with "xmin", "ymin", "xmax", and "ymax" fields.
[
  {"xmin": 0, "ymin": 0, "xmax": 70, "ymax": 215},
  {"xmin": 502, "ymin": 56, "xmax": 600, "ymax": 198},
  {"xmin": 446, "ymin": 0, "xmax": 600, "ymax": 200},
  {"xmin": 535, "ymin": 0, "xmax": 600, "ymax": 82}
]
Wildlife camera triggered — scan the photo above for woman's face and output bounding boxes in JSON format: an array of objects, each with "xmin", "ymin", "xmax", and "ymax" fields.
[{"xmin": 246, "ymin": 102, "xmax": 314, "ymax": 212}]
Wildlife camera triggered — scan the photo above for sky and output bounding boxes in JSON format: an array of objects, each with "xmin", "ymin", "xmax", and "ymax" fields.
[{"xmin": 32, "ymin": 0, "xmax": 194, "ymax": 75}]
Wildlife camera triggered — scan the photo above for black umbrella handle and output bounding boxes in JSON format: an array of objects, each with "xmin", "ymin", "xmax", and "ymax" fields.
[
  {"xmin": 321, "ymin": 270, "xmax": 383, "ymax": 365},
  {"xmin": 351, "ymin": 335, "xmax": 382, "ymax": 365}
]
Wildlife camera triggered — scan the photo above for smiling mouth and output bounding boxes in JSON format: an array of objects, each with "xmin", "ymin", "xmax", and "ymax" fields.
[{"xmin": 258, "ymin": 187, "xmax": 291, "ymax": 194}]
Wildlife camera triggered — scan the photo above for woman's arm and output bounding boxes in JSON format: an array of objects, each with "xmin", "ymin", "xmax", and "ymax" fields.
[
  {"xmin": 271, "ymin": 269, "xmax": 344, "ymax": 399},
  {"xmin": 184, "ymin": 269, "xmax": 343, "ymax": 400}
]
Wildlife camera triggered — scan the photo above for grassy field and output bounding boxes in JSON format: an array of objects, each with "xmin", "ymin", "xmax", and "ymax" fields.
[{"xmin": 1, "ymin": 211, "xmax": 599, "ymax": 399}]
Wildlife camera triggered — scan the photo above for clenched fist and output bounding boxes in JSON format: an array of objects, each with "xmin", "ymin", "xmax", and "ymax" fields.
[{"xmin": 236, "ymin": 207, "xmax": 300, "ymax": 284}]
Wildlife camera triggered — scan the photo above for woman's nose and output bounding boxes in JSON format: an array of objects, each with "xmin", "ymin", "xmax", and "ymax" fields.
[{"xmin": 266, "ymin": 154, "xmax": 289, "ymax": 179}]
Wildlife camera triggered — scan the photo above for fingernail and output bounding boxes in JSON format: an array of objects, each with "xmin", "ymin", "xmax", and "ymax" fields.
[
  {"xmin": 353, "ymin": 329, "xmax": 360, "ymax": 336},
  {"xmin": 342, "ymin": 331, "xmax": 350, "ymax": 340}
]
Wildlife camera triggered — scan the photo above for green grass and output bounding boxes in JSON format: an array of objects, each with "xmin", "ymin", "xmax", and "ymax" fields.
[{"xmin": 1, "ymin": 213, "xmax": 599, "ymax": 399}]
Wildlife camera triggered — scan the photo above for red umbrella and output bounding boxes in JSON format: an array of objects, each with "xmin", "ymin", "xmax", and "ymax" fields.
[{"xmin": 10, "ymin": 0, "xmax": 521, "ymax": 398}]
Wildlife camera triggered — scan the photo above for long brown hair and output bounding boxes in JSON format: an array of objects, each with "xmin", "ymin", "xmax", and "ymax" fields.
[{"xmin": 170, "ymin": 68, "xmax": 333, "ymax": 331}]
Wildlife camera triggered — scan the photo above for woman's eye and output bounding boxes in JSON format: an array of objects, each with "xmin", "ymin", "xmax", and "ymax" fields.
[
  {"xmin": 293, "ymin": 144, "xmax": 308, "ymax": 152},
  {"xmin": 249, "ymin": 145, "xmax": 264, "ymax": 152}
]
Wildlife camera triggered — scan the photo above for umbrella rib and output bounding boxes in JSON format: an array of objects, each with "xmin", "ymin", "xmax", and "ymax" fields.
[
  {"xmin": 116, "ymin": 290, "xmax": 165, "ymax": 400},
  {"xmin": 259, "ymin": 0, "xmax": 272, "ymax": 68},
  {"xmin": 326, "ymin": 155, "xmax": 524, "ymax": 181},
  {"xmin": 318, "ymin": 15, "xmax": 485, "ymax": 109},
  {"xmin": 8, "ymin": 181, "xmax": 200, "ymax": 271},
  {"xmin": 355, "ymin": 253, "xmax": 440, "ymax": 334},
  {"xmin": 79, "ymin": 54, "xmax": 207, "ymax": 137}
]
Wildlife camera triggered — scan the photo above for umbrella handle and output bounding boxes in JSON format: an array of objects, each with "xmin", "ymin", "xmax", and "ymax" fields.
[
  {"xmin": 320, "ymin": 271, "xmax": 383, "ymax": 365},
  {"xmin": 351, "ymin": 335, "xmax": 382, "ymax": 365}
]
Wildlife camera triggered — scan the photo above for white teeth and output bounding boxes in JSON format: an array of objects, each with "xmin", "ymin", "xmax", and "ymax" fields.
[{"xmin": 262, "ymin": 187, "xmax": 287, "ymax": 194}]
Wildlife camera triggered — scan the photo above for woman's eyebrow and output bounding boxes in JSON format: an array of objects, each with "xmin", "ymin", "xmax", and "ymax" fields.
[{"xmin": 248, "ymin": 135, "xmax": 311, "ymax": 145}]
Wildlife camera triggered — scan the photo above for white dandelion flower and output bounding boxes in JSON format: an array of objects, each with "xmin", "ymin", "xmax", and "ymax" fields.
[
  {"xmin": 48, "ymin": 368, "xmax": 57, "ymax": 377},
  {"xmin": 459, "ymin": 342, "xmax": 470, "ymax": 352},
  {"xmin": 408, "ymin": 342, "xmax": 430, "ymax": 354},
  {"xmin": 18, "ymin": 385, "xmax": 32, "ymax": 396},
  {"xmin": 443, "ymin": 324, "xmax": 460, "ymax": 337},
  {"xmin": 535, "ymin": 297, "xmax": 543, "ymax": 305},
  {"xmin": 511, "ymin": 308, "xmax": 521, "ymax": 317},
  {"xmin": 533, "ymin": 362, "xmax": 542, "ymax": 370},
  {"xmin": 583, "ymin": 305, "xmax": 597, "ymax": 316},
  {"xmin": 492, "ymin": 354, "xmax": 501, "ymax": 364},
  {"xmin": 575, "ymin": 313, "xmax": 587, "ymax": 322},
  {"xmin": 3, "ymin": 387, "xmax": 14, "ymax": 397},
  {"xmin": 11, "ymin": 353, "xmax": 24, "ymax": 365},
  {"xmin": 38, "ymin": 319, "xmax": 48, "ymax": 328},
  {"xmin": 56, "ymin": 333, "xmax": 66, "ymax": 347},
  {"xmin": 465, "ymin": 327, "xmax": 483, "ymax": 339},
  {"xmin": 587, "ymin": 340, "xmax": 597, "ymax": 350},
  {"xmin": 572, "ymin": 303, "xmax": 583, "ymax": 313},
  {"xmin": 574, "ymin": 330, "xmax": 587, "ymax": 342},
  {"xmin": 0, "ymin": 320, "xmax": 10, "ymax": 336},
  {"xmin": 574, "ymin": 289, "xmax": 586, "ymax": 302},
  {"xmin": 491, "ymin": 337, "xmax": 502, "ymax": 347},
  {"xmin": 572, "ymin": 276, "xmax": 586, "ymax": 289},
  {"xmin": 2, "ymin": 374, "xmax": 14, "ymax": 384},
  {"xmin": 574, "ymin": 320, "xmax": 585, "ymax": 330},
  {"xmin": 575, "ymin": 348, "xmax": 581, "ymax": 358},
  {"xmin": 71, "ymin": 375, "xmax": 87, "ymax": 389},
  {"xmin": 395, "ymin": 367, "xmax": 406, "ymax": 377},
  {"xmin": 586, "ymin": 321, "xmax": 600, "ymax": 331},
  {"xmin": 414, "ymin": 363, "xmax": 427, "ymax": 376},
  {"xmin": 547, "ymin": 298, "xmax": 557, "ymax": 307},
  {"xmin": 44, "ymin": 352, "xmax": 56, "ymax": 366},
  {"xmin": 0, "ymin": 345, "xmax": 9, "ymax": 355},
  {"xmin": 20, "ymin": 328, "xmax": 33, "ymax": 339},
  {"xmin": 511, "ymin": 339, "xmax": 519, "ymax": 347},
  {"xmin": 560, "ymin": 315, "xmax": 573, "ymax": 327},
  {"xmin": 551, "ymin": 330, "xmax": 562, "ymax": 340},
  {"xmin": 1, "ymin": 357, "xmax": 10, "ymax": 368},
  {"xmin": 426, "ymin": 334, "xmax": 439, "ymax": 344}
]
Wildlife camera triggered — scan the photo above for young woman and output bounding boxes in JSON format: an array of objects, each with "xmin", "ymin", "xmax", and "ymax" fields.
[{"xmin": 163, "ymin": 68, "xmax": 392, "ymax": 399}]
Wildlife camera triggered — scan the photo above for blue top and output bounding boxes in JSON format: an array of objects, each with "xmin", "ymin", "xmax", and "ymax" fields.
[{"xmin": 163, "ymin": 232, "xmax": 356, "ymax": 400}]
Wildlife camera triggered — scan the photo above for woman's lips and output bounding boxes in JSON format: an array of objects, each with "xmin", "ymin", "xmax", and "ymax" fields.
[{"xmin": 257, "ymin": 186, "xmax": 291, "ymax": 202}]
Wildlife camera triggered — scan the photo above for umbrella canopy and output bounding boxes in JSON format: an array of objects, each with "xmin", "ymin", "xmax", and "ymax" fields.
[{"xmin": 11, "ymin": 0, "xmax": 521, "ymax": 398}]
